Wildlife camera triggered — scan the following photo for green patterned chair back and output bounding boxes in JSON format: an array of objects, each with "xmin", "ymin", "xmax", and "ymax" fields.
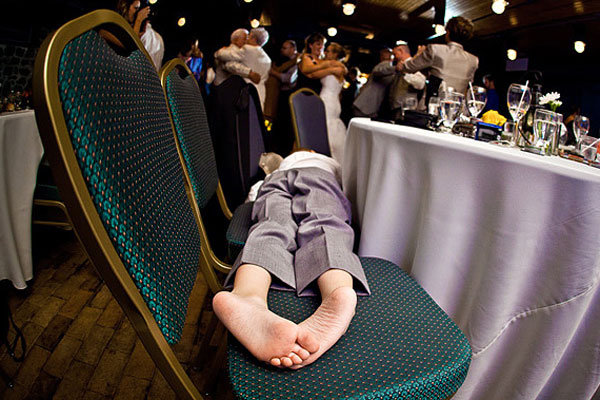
[
  {"xmin": 163, "ymin": 63, "xmax": 218, "ymax": 209},
  {"xmin": 34, "ymin": 10, "xmax": 204, "ymax": 399}
]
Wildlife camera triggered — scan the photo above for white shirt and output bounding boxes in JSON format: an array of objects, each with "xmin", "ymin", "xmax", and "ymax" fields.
[
  {"xmin": 214, "ymin": 45, "xmax": 251, "ymax": 86},
  {"xmin": 247, "ymin": 152, "xmax": 341, "ymax": 201},
  {"xmin": 140, "ymin": 23, "xmax": 164, "ymax": 71},
  {"xmin": 242, "ymin": 44, "xmax": 272, "ymax": 110}
]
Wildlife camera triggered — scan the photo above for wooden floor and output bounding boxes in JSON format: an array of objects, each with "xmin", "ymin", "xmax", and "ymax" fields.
[{"xmin": 1, "ymin": 228, "xmax": 233, "ymax": 400}]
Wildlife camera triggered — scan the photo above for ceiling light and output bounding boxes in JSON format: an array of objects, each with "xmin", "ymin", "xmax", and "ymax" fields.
[
  {"xmin": 327, "ymin": 27, "xmax": 338, "ymax": 37},
  {"xmin": 342, "ymin": 1, "xmax": 356, "ymax": 16},
  {"xmin": 148, "ymin": 0, "xmax": 157, "ymax": 4},
  {"xmin": 250, "ymin": 18, "xmax": 260, "ymax": 28},
  {"xmin": 507, "ymin": 48, "xmax": 517, "ymax": 60},
  {"xmin": 177, "ymin": 17, "xmax": 186, "ymax": 27},
  {"xmin": 491, "ymin": 0, "xmax": 508, "ymax": 14},
  {"xmin": 243, "ymin": 0, "xmax": 253, "ymax": 3},
  {"xmin": 365, "ymin": 33, "xmax": 374, "ymax": 40},
  {"xmin": 574, "ymin": 40, "xmax": 586, "ymax": 53}
]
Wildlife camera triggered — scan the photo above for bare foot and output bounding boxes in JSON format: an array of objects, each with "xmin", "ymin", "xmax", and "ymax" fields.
[
  {"xmin": 213, "ymin": 291, "xmax": 315, "ymax": 366},
  {"xmin": 292, "ymin": 286, "xmax": 357, "ymax": 369}
]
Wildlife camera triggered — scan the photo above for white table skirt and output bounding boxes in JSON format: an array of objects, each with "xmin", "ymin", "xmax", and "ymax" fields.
[
  {"xmin": 342, "ymin": 118, "xmax": 600, "ymax": 400},
  {"xmin": 0, "ymin": 110, "xmax": 44, "ymax": 289}
]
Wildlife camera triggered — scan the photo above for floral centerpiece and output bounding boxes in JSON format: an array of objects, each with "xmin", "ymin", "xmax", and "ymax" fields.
[{"xmin": 539, "ymin": 92, "xmax": 562, "ymax": 112}]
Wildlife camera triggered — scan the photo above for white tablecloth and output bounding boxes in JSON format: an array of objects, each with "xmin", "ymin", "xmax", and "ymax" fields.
[
  {"xmin": 0, "ymin": 110, "xmax": 44, "ymax": 289},
  {"xmin": 343, "ymin": 118, "xmax": 600, "ymax": 400}
]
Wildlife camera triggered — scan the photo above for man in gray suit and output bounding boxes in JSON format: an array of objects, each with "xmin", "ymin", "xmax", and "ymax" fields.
[
  {"xmin": 353, "ymin": 42, "xmax": 424, "ymax": 119},
  {"xmin": 400, "ymin": 16, "xmax": 478, "ymax": 94},
  {"xmin": 213, "ymin": 150, "xmax": 370, "ymax": 370}
]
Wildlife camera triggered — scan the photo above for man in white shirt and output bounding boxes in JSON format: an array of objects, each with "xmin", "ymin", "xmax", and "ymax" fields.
[
  {"xmin": 214, "ymin": 29, "xmax": 261, "ymax": 86},
  {"xmin": 241, "ymin": 28, "xmax": 272, "ymax": 110},
  {"xmin": 213, "ymin": 150, "xmax": 370, "ymax": 369}
]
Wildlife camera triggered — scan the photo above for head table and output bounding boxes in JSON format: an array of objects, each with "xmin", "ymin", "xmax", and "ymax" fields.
[
  {"xmin": 342, "ymin": 118, "xmax": 600, "ymax": 400},
  {"xmin": 0, "ymin": 110, "xmax": 44, "ymax": 289}
]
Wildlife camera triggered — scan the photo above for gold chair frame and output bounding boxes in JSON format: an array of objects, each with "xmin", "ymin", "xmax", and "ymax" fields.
[
  {"xmin": 32, "ymin": 198, "xmax": 72, "ymax": 230},
  {"xmin": 159, "ymin": 58, "xmax": 233, "ymax": 295},
  {"xmin": 33, "ymin": 10, "xmax": 205, "ymax": 400}
]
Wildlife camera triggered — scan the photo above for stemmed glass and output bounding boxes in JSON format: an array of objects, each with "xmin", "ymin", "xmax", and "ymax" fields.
[
  {"xmin": 467, "ymin": 85, "xmax": 487, "ymax": 118},
  {"xmin": 574, "ymin": 115, "xmax": 590, "ymax": 145},
  {"xmin": 507, "ymin": 83, "xmax": 532, "ymax": 146},
  {"xmin": 533, "ymin": 109, "xmax": 557, "ymax": 155},
  {"xmin": 439, "ymin": 91, "xmax": 464, "ymax": 133}
]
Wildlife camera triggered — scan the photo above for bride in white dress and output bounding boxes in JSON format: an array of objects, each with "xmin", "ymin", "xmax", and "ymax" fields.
[{"xmin": 320, "ymin": 43, "xmax": 348, "ymax": 164}]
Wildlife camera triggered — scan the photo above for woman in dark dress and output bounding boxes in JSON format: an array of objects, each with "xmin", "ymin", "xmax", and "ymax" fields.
[{"xmin": 297, "ymin": 33, "xmax": 345, "ymax": 93}]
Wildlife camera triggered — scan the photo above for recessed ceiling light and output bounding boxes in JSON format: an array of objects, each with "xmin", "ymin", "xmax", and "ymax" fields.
[
  {"xmin": 250, "ymin": 19, "xmax": 260, "ymax": 28},
  {"xmin": 507, "ymin": 48, "xmax": 517, "ymax": 60},
  {"xmin": 574, "ymin": 40, "xmax": 586, "ymax": 53},
  {"xmin": 177, "ymin": 17, "xmax": 186, "ymax": 27},
  {"xmin": 327, "ymin": 27, "xmax": 338, "ymax": 37},
  {"xmin": 492, "ymin": 0, "xmax": 508, "ymax": 14}
]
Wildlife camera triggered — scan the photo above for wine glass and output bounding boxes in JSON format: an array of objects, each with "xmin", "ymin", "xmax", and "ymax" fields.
[
  {"xmin": 467, "ymin": 85, "xmax": 487, "ymax": 118},
  {"xmin": 533, "ymin": 109, "xmax": 557, "ymax": 155},
  {"xmin": 506, "ymin": 83, "xmax": 532, "ymax": 146},
  {"xmin": 574, "ymin": 115, "xmax": 590, "ymax": 145},
  {"xmin": 402, "ymin": 94, "xmax": 418, "ymax": 112},
  {"xmin": 428, "ymin": 96, "xmax": 440, "ymax": 116},
  {"xmin": 439, "ymin": 91, "xmax": 464, "ymax": 133}
]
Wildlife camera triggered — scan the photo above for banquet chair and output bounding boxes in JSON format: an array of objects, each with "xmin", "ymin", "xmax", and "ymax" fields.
[
  {"xmin": 159, "ymin": 58, "xmax": 252, "ymax": 294},
  {"xmin": 289, "ymin": 88, "xmax": 330, "ymax": 156},
  {"xmin": 33, "ymin": 10, "xmax": 210, "ymax": 399}
]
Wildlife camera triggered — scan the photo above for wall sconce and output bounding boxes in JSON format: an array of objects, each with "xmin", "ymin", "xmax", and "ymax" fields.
[
  {"xmin": 327, "ymin": 27, "xmax": 338, "ymax": 37},
  {"xmin": 574, "ymin": 40, "xmax": 586, "ymax": 53},
  {"xmin": 342, "ymin": 1, "xmax": 356, "ymax": 16},
  {"xmin": 507, "ymin": 48, "xmax": 517, "ymax": 60},
  {"xmin": 492, "ymin": 0, "xmax": 508, "ymax": 14}
]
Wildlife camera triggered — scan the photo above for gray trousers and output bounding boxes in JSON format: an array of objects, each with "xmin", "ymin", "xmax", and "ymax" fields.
[{"xmin": 224, "ymin": 167, "xmax": 370, "ymax": 297}]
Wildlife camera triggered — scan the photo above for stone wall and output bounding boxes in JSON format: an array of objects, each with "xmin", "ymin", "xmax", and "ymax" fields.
[{"xmin": 0, "ymin": 44, "xmax": 37, "ymax": 95}]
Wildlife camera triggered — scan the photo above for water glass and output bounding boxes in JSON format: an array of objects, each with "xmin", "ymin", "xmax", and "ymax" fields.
[
  {"xmin": 574, "ymin": 115, "xmax": 590, "ymax": 141},
  {"xmin": 467, "ymin": 85, "xmax": 487, "ymax": 118},
  {"xmin": 578, "ymin": 135, "xmax": 599, "ymax": 162},
  {"xmin": 428, "ymin": 96, "xmax": 440, "ymax": 116},
  {"xmin": 507, "ymin": 83, "xmax": 531, "ymax": 145},
  {"xmin": 439, "ymin": 91, "xmax": 464, "ymax": 132},
  {"xmin": 402, "ymin": 94, "xmax": 418, "ymax": 111},
  {"xmin": 533, "ymin": 109, "xmax": 558, "ymax": 155}
]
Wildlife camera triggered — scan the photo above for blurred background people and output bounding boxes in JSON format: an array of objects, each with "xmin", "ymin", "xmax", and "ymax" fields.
[
  {"xmin": 482, "ymin": 73, "xmax": 500, "ymax": 113},
  {"xmin": 117, "ymin": 0, "xmax": 164, "ymax": 70},
  {"xmin": 242, "ymin": 27, "xmax": 272, "ymax": 110},
  {"xmin": 213, "ymin": 28, "xmax": 260, "ymax": 87}
]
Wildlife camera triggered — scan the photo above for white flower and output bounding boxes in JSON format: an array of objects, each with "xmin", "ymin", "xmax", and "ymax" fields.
[{"xmin": 539, "ymin": 92, "xmax": 561, "ymax": 105}]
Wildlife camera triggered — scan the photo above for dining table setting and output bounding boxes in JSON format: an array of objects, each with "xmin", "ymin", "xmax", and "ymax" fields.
[{"xmin": 342, "ymin": 82, "xmax": 600, "ymax": 400}]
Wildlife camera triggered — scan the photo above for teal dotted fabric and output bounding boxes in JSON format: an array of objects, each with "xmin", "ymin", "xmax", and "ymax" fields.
[
  {"xmin": 57, "ymin": 30, "xmax": 201, "ymax": 344},
  {"xmin": 228, "ymin": 257, "xmax": 471, "ymax": 399},
  {"xmin": 165, "ymin": 68, "xmax": 218, "ymax": 208},
  {"xmin": 226, "ymin": 201, "xmax": 253, "ymax": 260}
]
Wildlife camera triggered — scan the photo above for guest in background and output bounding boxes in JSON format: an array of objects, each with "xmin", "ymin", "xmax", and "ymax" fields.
[
  {"xmin": 379, "ymin": 47, "xmax": 393, "ymax": 62},
  {"xmin": 388, "ymin": 42, "xmax": 426, "ymax": 118},
  {"xmin": 213, "ymin": 28, "xmax": 260, "ymax": 87},
  {"xmin": 242, "ymin": 27, "xmax": 272, "ymax": 111},
  {"xmin": 482, "ymin": 73, "xmax": 500, "ymax": 113},
  {"xmin": 400, "ymin": 16, "xmax": 478, "ymax": 94},
  {"xmin": 341, "ymin": 66, "xmax": 360, "ymax": 125},
  {"xmin": 266, "ymin": 40, "xmax": 300, "ymax": 156},
  {"xmin": 117, "ymin": 0, "xmax": 164, "ymax": 70},
  {"xmin": 353, "ymin": 42, "xmax": 406, "ymax": 119},
  {"xmin": 177, "ymin": 38, "xmax": 203, "ymax": 83}
]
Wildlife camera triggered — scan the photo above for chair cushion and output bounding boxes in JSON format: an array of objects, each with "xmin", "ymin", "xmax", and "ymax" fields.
[
  {"xmin": 228, "ymin": 257, "xmax": 471, "ymax": 400},
  {"xmin": 58, "ymin": 30, "xmax": 201, "ymax": 344},
  {"xmin": 226, "ymin": 201, "xmax": 253, "ymax": 261}
]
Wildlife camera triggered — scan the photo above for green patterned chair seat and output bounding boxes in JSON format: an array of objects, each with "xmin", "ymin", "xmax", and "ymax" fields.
[
  {"xmin": 229, "ymin": 257, "xmax": 471, "ymax": 400},
  {"xmin": 226, "ymin": 201, "xmax": 254, "ymax": 261}
]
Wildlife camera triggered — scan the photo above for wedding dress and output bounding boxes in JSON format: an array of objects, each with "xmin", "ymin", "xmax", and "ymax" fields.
[{"xmin": 320, "ymin": 75, "xmax": 347, "ymax": 164}]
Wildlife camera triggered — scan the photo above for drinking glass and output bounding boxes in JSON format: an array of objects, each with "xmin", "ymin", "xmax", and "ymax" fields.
[
  {"xmin": 574, "ymin": 115, "xmax": 590, "ymax": 144},
  {"xmin": 439, "ymin": 91, "xmax": 464, "ymax": 132},
  {"xmin": 506, "ymin": 83, "xmax": 531, "ymax": 145},
  {"xmin": 402, "ymin": 94, "xmax": 418, "ymax": 112},
  {"xmin": 428, "ymin": 96, "xmax": 440, "ymax": 116},
  {"xmin": 467, "ymin": 85, "xmax": 487, "ymax": 118},
  {"xmin": 533, "ymin": 109, "xmax": 557, "ymax": 155},
  {"xmin": 578, "ymin": 135, "xmax": 599, "ymax": 162}
]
